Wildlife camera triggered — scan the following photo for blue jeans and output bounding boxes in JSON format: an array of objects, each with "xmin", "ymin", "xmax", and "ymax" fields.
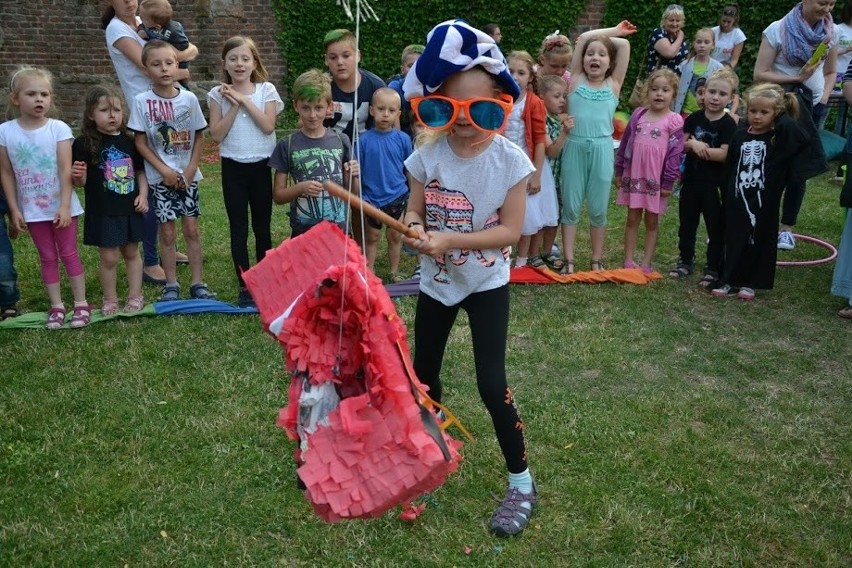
[{"xmin": 0, "ymin": 213, "xmax": 21, "ymax": 308}]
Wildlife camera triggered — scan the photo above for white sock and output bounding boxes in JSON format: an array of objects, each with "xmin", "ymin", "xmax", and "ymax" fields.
[
  {"xmin": 515, "ymin": 257, "xmax": 527, "ymax": 267},
  {"xmin": 508, "ymin": 469, "xmax": 534, "ymax": 494}
]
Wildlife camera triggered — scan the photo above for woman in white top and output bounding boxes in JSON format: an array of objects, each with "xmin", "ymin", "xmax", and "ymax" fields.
[
  {"xmin": 711, "ymin": 4, "xmax": 747, "ymax": 69},
  {"xmin": 100, "ymin": 0, "xmax": 198, "ymax": 284},
  {"xmin": 754, "ymin": 0, "xmax": 837, "ymax": 251}
]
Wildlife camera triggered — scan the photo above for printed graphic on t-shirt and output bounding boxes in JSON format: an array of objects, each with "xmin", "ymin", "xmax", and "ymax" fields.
[
  {"xmin": 143, "ymin": 98, "xmax": 193, "ymax": 154},
  {"xmin": 100, "ymin": 145, "xmax": 136, "ymax": 195},
  {"xmin": 331, "ymin": 100, "xmax": 369, "ymax": 139},
  {"xmin": 10, "ymin": 140, "xmax": 59, "ymax": 214},
  {"xmin": 291, "ymin": 146, "xmax": 346, "ymax": 224},
  {"xmin": 735, "ymin": 140, "xmax": 766, "ymax": 230},
  {"xmin": 692, "ymin": 125, "xmax": 719, "ymax": 146},
  {"xmin": 424, "ymin": 179, "xmax": 497, "ymax": 283}
]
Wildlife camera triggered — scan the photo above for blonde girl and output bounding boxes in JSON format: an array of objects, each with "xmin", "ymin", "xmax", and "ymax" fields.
[
  {"xmin": 537, "ymin": 31, "xmax": 573, "ymax": 83},
  {"xmin": 539, "ymin": 74, "xmax": 574, "ymax": 270},
  {"xmin": 208, "ymin": 36, "xmax": 283, "ymax": 308},
  {"xmin": 71, "ymin": 85, "xmax": 149, "ymax": 316},
  {"xmin": 674, "ymin": 28, "xmax": 724, "ymax": 115},
  {"xmin": 0, "ymin": 67, "xmax": 90, "ymax": 329},
  {"xmin": 402, "ymin": 20, "xmax": 536, "ymax": 536},
  {"xmin": 713, "ymin": 84, "xmax": 807, "ymax": 301},
  {"xmin": 615, "ymin": 69, "xmax": 684, "ymax": 273},
  {"xmin": 505, "ymin": 51, "xmax": 557, "ymax": 268},
  {"xmin": 559, "ymin": 21, "xmax": 635, "ymax": 274}
]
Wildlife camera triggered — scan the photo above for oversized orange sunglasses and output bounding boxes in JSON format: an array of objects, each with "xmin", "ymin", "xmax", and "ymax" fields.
[{"xmin": 410, "ymin": 94, "xmax": 514, "ymax": 133}]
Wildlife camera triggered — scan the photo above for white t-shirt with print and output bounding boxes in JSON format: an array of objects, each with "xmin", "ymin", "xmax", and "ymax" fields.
[
  {"xmin": 207, "ymin": 82, "xmax": 283, "ymax": 162},
  {"xmin": 0, "ymin": 119, "xmax": 83, "ymax": 223},
  {"xmin": 712, "ymin": 26, "xmax": 747, "ymax": 65},
  {"xmin": 128, "ymin": 88, "xmax": 208, "ymax": 184},
  {"xmin": 404, "ymin": 135, "xmax": 534, "ymax": 306}
]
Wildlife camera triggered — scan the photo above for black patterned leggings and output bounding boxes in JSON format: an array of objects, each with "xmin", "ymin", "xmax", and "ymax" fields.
[{"xmin": 413, "ymin": 285, "xmax": 528, "ymax": 473}]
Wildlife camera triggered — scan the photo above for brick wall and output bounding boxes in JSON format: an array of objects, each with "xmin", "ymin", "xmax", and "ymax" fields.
[
  {"xmin": 0, "ymin": 0, "xmax": 285, "ymax": 124},
  {"xmin": 575, "ymin": 0, "xmax": 606, "ymax": 35},
  {"xmin": 0, "ymin": 0, "xmax": 605, "ymax": 123}
]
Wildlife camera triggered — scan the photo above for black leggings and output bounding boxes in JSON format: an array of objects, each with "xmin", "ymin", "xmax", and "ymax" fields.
[
  {"xmin": 678, "ymin": 182, "xmax": 724, "ymax": 274},
  {"xmin": 413, "ymin": 285, "xmax": 528, "ymax": 473},
  {"xmin": 221, "ymin": 158, "xmax": 273, "ymax": 287}
]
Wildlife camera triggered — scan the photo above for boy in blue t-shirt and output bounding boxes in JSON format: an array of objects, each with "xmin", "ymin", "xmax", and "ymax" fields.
[{"xmin": 357, "ymin": 88, "xmax": 413, "ymax": 282}]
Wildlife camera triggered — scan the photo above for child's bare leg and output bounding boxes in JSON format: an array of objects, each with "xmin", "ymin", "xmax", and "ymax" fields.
[
  {"xmin": 46, "ymin": 282, "xmax": 63, "ymax": 307},
  {"xmin": 624, "ymin": 208, "xmax": 642, "ymax": 265},
  {"xmin": 516, "ymin": 235, "xmax": 532, "ymax": 260},
  {"xmin": 541, "ymin": 225, "xmax": 559, "ymax": 256},
  {"xmin": 365, "ymin": 224, "xmax": 381, "ymax": 271},
  {"xmin": 642, "ymin": 211, "xmax": 660, "ymax": 270},
  {"xmin": 181, "ymin": 217, "xmax": 203, "ymax": 284},
  {"xmin": 159, "ymin": 221, "xmax": 178, "ymax": 282},
  {"xmin": 590, "ymin": 225, "xmax": 606, "ymax": 268},
  {"xmin": 386, "ymin": 225, "xmax": 403, "ymax": 274},
  {"xmin": 122, "ymin": 242, "xmax": 143, "ymax": 299},
  {"xmin": 69, "ymin": 273, "xmax": 87, "ymax": 305},
  {"xmin": 529, "ymin": 231, "xmax": 544, "ymax": 260},
  {"xmin": 99, "ymin": 246, "xmax": 120, "ymax": 302}
]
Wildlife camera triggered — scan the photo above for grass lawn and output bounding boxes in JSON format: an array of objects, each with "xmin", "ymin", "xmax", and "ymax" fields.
[{"xmin": 1, "ymin": 150, "xmax": 851, "ymax": 566}]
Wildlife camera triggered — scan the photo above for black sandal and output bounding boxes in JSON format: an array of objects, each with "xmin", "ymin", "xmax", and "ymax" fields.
[
  {"xmin": 668, "ymin": 261, "xmax": 693, "ymax": 279},
  {"xmin": 1, "ymin": 306, "xmax": 19, "ymax": 320},
  {"xmin": 697, "ymin": 272, "xmax": 717, "ymax": 288},
  {"xmin": 590, "ymin": 259, "xmax": 606, "ymax": 272},
  {"xmin": 559, "ymin": 259, "xmax": 575, "ymax": 275}
]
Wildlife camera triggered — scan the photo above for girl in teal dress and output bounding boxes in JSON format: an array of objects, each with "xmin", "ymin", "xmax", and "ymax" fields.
[{"xmin": 559, "ymin": 21, "xmax": 635, "ymax": 274}]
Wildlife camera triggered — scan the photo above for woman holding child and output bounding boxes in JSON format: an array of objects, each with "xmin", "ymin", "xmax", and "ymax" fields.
[{"xmin": 101, "ymin": 0, "xmax": 198, "ymax": 285}]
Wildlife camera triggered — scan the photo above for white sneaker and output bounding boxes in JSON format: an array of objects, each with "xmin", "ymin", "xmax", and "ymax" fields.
[
  {"xmin": 777, "ymin": 230, "xmax": 795, "ymax": 251},
  {"xmin": 737, "ymin": 287, "xmax": 755, "ymax": 301},
  {"xmin": 711, "ymin": 283, "xmax": 736, "ymax": 297}
]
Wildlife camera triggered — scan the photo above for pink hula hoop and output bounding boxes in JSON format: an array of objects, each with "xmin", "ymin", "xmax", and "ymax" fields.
[{"xmin": 777, "ymin": 233, "xmax": 838, "ymax": 267}]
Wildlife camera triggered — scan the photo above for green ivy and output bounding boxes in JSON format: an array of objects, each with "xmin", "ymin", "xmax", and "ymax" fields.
[
  {"xmin": 602, "ymin": 1, "xmax": 833, "ymax": 107},
  {"xmin": 272, "ymin": 1, "xmax": 838, "ymax": 119},
  {"xmin": 272, "ymin": 0, "xmax": 586, "ymax": 123}
]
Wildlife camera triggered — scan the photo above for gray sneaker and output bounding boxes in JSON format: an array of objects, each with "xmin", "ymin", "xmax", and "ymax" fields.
[
  {"xmin": 490, "ymin": 484, "xmax": 537, "ymax": 537},
  {"xmin": 777, "ymin": 230, "xmax": 795, "ymax": 251}
]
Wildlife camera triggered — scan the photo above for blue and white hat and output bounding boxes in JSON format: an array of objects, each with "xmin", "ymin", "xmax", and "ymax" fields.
[{"xmin": 402, "ymin": 19, "xmax": 520, "ymax": 101}]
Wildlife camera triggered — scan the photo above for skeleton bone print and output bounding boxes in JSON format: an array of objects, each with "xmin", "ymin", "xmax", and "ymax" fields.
[{"xmin": 734, "ymin": 140, "xmax": 766, "ymax": 231}]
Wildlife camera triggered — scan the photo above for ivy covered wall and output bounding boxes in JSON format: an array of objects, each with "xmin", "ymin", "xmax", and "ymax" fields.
[
  {"xmin": 603, "ymin": 1, "xmax": 832, "ymax": 102},
  {"xmin": 274, "ymin": 0, "xmax": 841, "ymax": 111}
]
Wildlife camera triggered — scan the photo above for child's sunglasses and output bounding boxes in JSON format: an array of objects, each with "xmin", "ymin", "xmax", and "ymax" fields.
[{"xmin": 410, "ymin": 94, "xmax": 514, "ymax": 133}]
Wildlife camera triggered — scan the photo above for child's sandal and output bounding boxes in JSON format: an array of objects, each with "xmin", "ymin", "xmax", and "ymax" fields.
[
  {"xmin": 544, "ymin": 253, "xmax": 564, "ymax": 271},
  {"xmin": 189, "ymin": 282, "xmax": 217, "ymax": 300},
  {"xmin": 124, "ymin": 295, "xmax": 145, "ymax": 313},
  {"xmin": 45, "ymin": 307, "xmax": 66, "ymax": 330},
  {"xmin": 101, "ymin": 297, "xmax": 119, "ymax": 317},
  {"xmin": 559, "ymin": 259, "xmax": 575, "ymax": 275},
  {"xmin": 69, "ymin": 305, "xmax": 92, "ymax": 329},
  {"xmin": 590, "ymin": 259, "xmax": 606, "ymax": 272},
  {"xmin": 1, "ymin": 306, "xmax": 19, "ymax": 320}
]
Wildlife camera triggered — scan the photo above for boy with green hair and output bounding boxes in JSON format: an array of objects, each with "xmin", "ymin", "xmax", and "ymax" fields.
[
  {"xmin": 323, "ymin": 29, "xmax": 388, "ymax": 142},
  {"xmin": 269, "ymin": 69, "xmax": 360, "ymax": 238}
]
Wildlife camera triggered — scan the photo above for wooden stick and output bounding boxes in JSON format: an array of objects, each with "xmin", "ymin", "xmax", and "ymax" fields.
[{"xmin": 323, "ymin": 180, "xmax": 419, "ymax": 238}]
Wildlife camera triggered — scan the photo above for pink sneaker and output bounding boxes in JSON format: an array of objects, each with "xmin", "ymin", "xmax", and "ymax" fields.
[{"xmin": 737, "ymin": 287, "xmax": 755, "ymax": 301}]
